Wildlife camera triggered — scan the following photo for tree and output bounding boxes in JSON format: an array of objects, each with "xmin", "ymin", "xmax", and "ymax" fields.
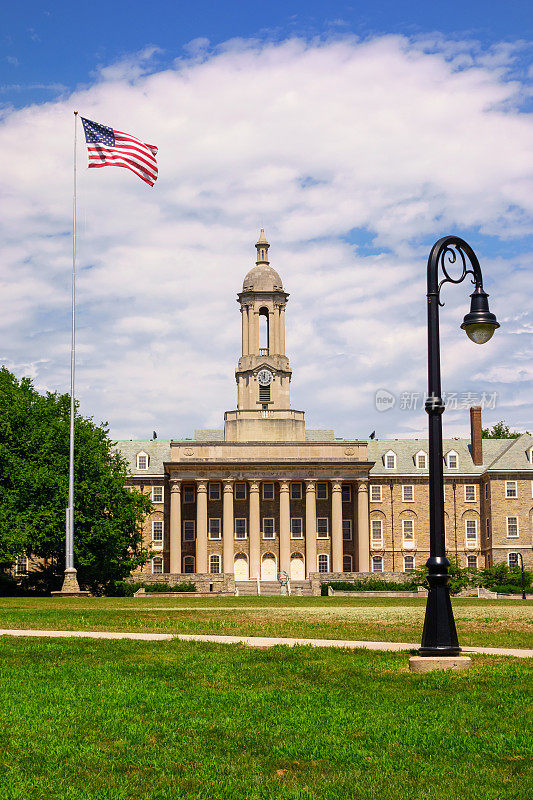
[
  {"xmin": 482, "ymin": 421, "xmax": 525, "ymax": 439},
  {"xmin": 0, "ymin": 367, "xmax": 152, "ymax": 593}
]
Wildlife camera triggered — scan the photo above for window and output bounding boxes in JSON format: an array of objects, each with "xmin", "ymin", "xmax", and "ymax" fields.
[
  {"xmin": 209, "ymin": 482, "xmax": 221, "ymax": 501},
  {"xmin": 136, "ymin": 452, "xmax": 149, "ymax": 470},
  {"xmin": 464, "ymin": 484, "xmax": 476, "ymax": 502},
  {"xmin": 465, "ymin": 520, "xmax": 477, "ymax": 544},
  {"xmin": 15, "ymin": 556, "xmax": 28, "ymax": 576},
  {"xmin": 508, "ymin": 552, "xmax": 519, "ymax": 568},
  {"xmin": 235, "ymin": 482, "xmax": 246, "ymax": 501},
  {"xmin": 371, "ymin": 519, "xmax": 383, "ymax": 544},
  {"xmin": 183, "ymin": 520, "xmax": 195, "ymax": 541},
  {"xmin": 486, "ymin": 518, "xmax": 490, "ymax": 539},
  {"xmin": 262, "ymin": 482, "xmax": 274, "ymax": 500},
  {"xmin": 506, "ymin": 481, "xmax": 517, "ymax": 498},
  {"xmin": 316, "ymin": 482, "xmax": 328, "ymax": 500},
  {"xmin": 183, "ymin": 555, "xmax": 195, "ymax": 573},
  {"xmin": 402, "ymin": 485, "xmax": 414, "ymax": 502},
  {"xmin": 152, "ymin": 557, "xmax": 163, "ymax": 574},
  {"xmin": 506, "ymin": 517, "xmax": 519, "ymax": 538},
  {"xmin": 263, "ymin": 518, "xmax": 275, "ymax": 539},
  {"xmin": 209, "ymin": 554, "xmax": 221, "ymax": 574},
  {"xmin": 372, "ymin": 555, "xmax": 383, "ymax": 573},
  {"xmin": 447, "ymin": 452, "xmax": 458, "ymax": 469},
  {"xmin": 342, "ymin": 484, "xmax": 351, "ymax": 502},
  {"xmin": 370, "ymin": 485, "xmax": 382, "ymax": 502},
  {"xmin": 402, "ymin": 519, "xmax": 414, "ymax": 542},
  {"xmin": 343, "ymin": 555, "xmax": 353, "ymax": 572},
  {"xmin": 290, "ymin": 518, "xmax": 303, "ymax": 538},
  {"xmin": 385, "ymin": 452, "xmax": 396, "ymax": 469},
  {"xmin": 404, "ymin": 555, "xmax": 415, "ymax": 573},
  {"xmin": 259, "ymin": 384, "xmax": 270, "ymax": 402},
  {"xmin": 528, "ymin": 448, "xmax": 533, "ymax": 464},
  {"xmin": 235, "ymin": 518, "xmax": 247, "ymax": 539},
  {"xmin": 317, "ymin": 518, "xmax": 329, "ymax": 538},
  {"xmin": 208, "ymin": 518, "xmax": 221, "ymax": 539},
  {"xmin": 152, "ymin": 520, "xmax": 163, "ymax": 546},
  {"xmin": 290, "ymin": 482, "xmax": 302, "ymax": 500},
  {"xmin": 183, "ymin": 486, "xmax": 195, "ymax": 503},
  {"xmin": 485, "ymin": 483, "xmax": 489, "ymax": 500},
  {"xmin": 467, "ymin": 555, "xmax": 478, "ymax": 569},
  {"xmin": 318, "ymin": 554, "xmax": 329, "ymax": 573},
  {"xmin": 152, "ymin": 486, "xmax": 163, "ymax": 503},
  {"xmin": 342, "ymin": 519, "xmax": 352, "ymax": 540},
  {"xmin": 416, "ymin": 453, "xmax": 427, "ymax": 469}
]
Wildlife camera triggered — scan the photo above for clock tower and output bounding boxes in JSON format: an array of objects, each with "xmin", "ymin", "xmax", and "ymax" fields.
[{"xmin": 224, "ymin": 230, "xmax": 306, "ymax": 441}]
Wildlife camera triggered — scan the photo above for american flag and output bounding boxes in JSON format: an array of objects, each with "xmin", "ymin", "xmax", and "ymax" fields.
[{"xmin": 80, "ymin": 117, "xmax": 158, "ymax": 187}]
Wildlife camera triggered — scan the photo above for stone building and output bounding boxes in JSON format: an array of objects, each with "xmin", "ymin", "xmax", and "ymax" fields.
[{"xmin": 114, "ymin": 232, "xmax": 533, "ymax": 593}]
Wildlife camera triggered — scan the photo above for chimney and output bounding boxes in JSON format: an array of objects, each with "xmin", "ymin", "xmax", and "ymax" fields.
[{"xmin": 470, "ymin": 406, "xmax": 483, "ymax": 465}]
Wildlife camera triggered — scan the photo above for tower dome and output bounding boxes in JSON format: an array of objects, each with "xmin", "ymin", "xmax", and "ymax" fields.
[
  {"xmin": 242, "ymin": 229, "xmax": 284, "ymax": 291},
  {"xmin": 242, "ymin": 264, "xmax": 284, "ymax": 292}
]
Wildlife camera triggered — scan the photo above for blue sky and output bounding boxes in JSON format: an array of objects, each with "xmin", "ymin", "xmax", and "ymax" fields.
[
  {"xmin": 0, "ymin": 2, "xmax": 532, "ymax": 441},
  {"xmin": 3, "ymin": 1, "xmax": 532, "ymax": 108}
]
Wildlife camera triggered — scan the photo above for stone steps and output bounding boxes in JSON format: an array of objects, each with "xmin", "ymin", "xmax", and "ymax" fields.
[
  {"xmin": 235, "ymin": 581, "xmax": 259, "ymax": 596},
  {"xmin": 235, "ymin": 580, "xmax": 314, "ymax": 597}
]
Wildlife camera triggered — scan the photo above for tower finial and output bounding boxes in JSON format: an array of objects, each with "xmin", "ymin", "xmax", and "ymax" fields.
[{"xmin": 255, "ymin": 228, "xmax": 270, "ymax": 264}]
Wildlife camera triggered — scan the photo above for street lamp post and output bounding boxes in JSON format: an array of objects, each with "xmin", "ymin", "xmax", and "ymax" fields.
[{"xmin": 420, "ymin": 236, "xmax": 500, "ymax": 657}]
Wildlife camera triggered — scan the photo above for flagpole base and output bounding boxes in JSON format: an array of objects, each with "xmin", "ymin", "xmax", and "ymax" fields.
[{"xmin": 52, "ymin": 568, "xmax": 91, "ymax": 597}]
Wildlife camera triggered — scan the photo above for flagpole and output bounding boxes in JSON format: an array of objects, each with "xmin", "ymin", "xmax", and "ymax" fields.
[{"xmin": 60, "ymin": 110, "xmax": 81, "ymax": 594}]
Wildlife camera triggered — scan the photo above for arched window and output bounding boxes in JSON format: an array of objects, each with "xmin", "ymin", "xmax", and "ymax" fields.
[
  {"xmin": 152, "ymin": 556, "xmax": 163, "ymax": 575},
  {"xmin": 508, "ymin": 552, "xmax": 519, "ymax": 568},
  {"xmin": 317, "ymin": 553, "xmax": 329, "ymax": 573},
  {"xmin": 183, "ymin": 555, "xmax": 195, "ymax": 574},
  {"xmin": 259, "ymin": 307, "xmax": 269, "ymax": 353},
  {"xmin": 403, "ymin": 555, "xmax": 415, "ymax": 573},
  {"xmin": 372, "ymin": 555, "xmax": 383, "ymax": 573},
  {"xmin": 342, "ymin": 554, "xmax": 352, "ymax": 572},
  {"xmin": 467, "ymin": 555, "xmax": 478, "ymax": 570},
  {"xmin": 209, "ymin": 554, "xmax": 221, "ymax": 574}
]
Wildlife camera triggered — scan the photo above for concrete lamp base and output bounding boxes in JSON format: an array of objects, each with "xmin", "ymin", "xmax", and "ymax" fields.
[
  {"xmin": 51, "ymin": 568, "xmax": 91, "ymax": 597},
  {"xmin": 409, "ymin": 655, "xmax": 472, "ymax": 673}
]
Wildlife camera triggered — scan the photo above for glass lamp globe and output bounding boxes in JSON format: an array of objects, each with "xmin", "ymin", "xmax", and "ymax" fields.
[{"xmin": 460, "ymin": 287, "xmax": 500, "ymax": 345}]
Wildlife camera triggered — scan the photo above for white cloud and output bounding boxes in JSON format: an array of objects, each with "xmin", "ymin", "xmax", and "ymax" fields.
[{"xmin": 0, "ymin": 34, "xmax": 531, "ymax": 440}]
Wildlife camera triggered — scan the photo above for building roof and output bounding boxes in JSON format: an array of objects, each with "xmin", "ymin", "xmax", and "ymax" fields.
[
  {"xmin": 486, "ymin": 432, "xmax": 533, "ymax": 471},
  {"xmin": 114, "ymin": 440, "xmax": 171, "ymax": 476},
  {"xmin": 367, "ymin": 437, "xmax": 515, "ymax": 476}
]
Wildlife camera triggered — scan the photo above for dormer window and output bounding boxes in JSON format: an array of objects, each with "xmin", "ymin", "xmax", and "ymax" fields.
[
  {"xmin": 528, "ymin": 447, "xmax": 533, "ymax": 464},
  {"xmin": 136, "ymin": 451, "xmax": 149, "ymax": 470},
  {"xmin": 446, "ymin": 451, "xmax": 459, "ymax": 470},
  {"xmin": 384, "ymin": 451, "xmax": 397, "ymax": 470},
  {"xmin": 415, "ymin": 451, "xmax": 427, "ymax": 469}
]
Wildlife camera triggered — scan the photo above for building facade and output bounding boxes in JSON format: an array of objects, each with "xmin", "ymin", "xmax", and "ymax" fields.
[{"xmin": 116, "ymin": 232, "xmax": 533, "ymax": 591}]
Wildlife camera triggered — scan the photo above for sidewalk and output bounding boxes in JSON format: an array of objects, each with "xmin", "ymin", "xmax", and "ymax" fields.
[{"xmin": 0, "ymin": 628, "xmax": 531, "ymax": 657}]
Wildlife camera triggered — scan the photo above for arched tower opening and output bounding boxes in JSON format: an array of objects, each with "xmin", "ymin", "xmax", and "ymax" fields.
[{"xmin": 259, "ymin": 307, "xmax": 269, "ymax": 354}]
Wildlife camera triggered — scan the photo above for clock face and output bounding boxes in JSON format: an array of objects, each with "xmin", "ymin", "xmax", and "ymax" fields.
[{"xmin": 257, "ymin": 369, "xmax": 273, "ymax": 387}]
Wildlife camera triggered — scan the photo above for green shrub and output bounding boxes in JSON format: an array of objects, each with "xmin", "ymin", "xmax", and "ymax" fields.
[
  {"xmin": 490, "ymin": 584, "xmax": 531, "ymax": 596},
  {"xmin": 477, "ymin": 563, "xmax": 532, "ymax": 590},
  {"xmin": 113, "ymin": 580, "xmax": 196, "ymax": 596},
  {"xmin": 410, "ymin": 559, "xmax": 471, "ymax": 596}
]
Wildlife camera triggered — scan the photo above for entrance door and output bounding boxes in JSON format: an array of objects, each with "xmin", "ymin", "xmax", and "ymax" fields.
[
  {"xmin": 290, "ymin": 554, "xmax": 305, "ymax": 580},
  {"xmin": 261, "ymin": 554, "xmax": 276, "ymax": 581},
  {"xmin": 234, "ymin": 555, "xmax": 249, "ymax": 581}
]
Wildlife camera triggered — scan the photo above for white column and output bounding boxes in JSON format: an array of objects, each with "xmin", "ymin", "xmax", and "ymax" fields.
[
  {"xmin": 279, "ymin": 480, "xmax": 290, "ymax": 574},
  {"xmin": 305, "ymin": 480, "xmax": 317, "ymax": 577},
  {"xmin": 249, "ymin": 480, "xmax": 260, "ymax": 579},
  {"xmin": 279, "ymin": 306, "xmax": 286, "ymax": 355},
  {"xmin": 252, "ymin": 310, "xmax": 259, "ymax": 354},
  {"xmin": 247, "ymin": 306, "xmax": 254, "ymax": 354},
  {"xmin": 196, "ymin": 480, "xmax": 208, "ymax": 574},
  {"xmin": 331, "ymin": 480, "xmax": 343, "ymax": 573},
  {"xmin": 169, "ymin": 479, "xmax": 182, "ymax": 573},
  {"xmin": 223, "ymin": 479, "xmax": 234, "ymax": 574},
  {"xmin": 357, "ymin": 479, "xmax": 370, "ymax": 572},
  {"xmin": 269, "ymin": 310, "xmax": 278, "ymax": 354}
]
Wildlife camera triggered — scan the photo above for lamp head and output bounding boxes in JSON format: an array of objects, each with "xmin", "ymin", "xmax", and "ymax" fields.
[{"xmin": 460, "ymin": 286, "xmax": 500, "ymax": 344}]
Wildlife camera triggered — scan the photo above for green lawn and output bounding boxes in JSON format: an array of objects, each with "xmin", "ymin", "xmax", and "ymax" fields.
[
  {"xmin": 0, "ymin": 596, "xmax": 532, "ymax": 648},
  {"xmin": 0, "ymin": 638, "xmax": 531, "ymax": 800}
]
